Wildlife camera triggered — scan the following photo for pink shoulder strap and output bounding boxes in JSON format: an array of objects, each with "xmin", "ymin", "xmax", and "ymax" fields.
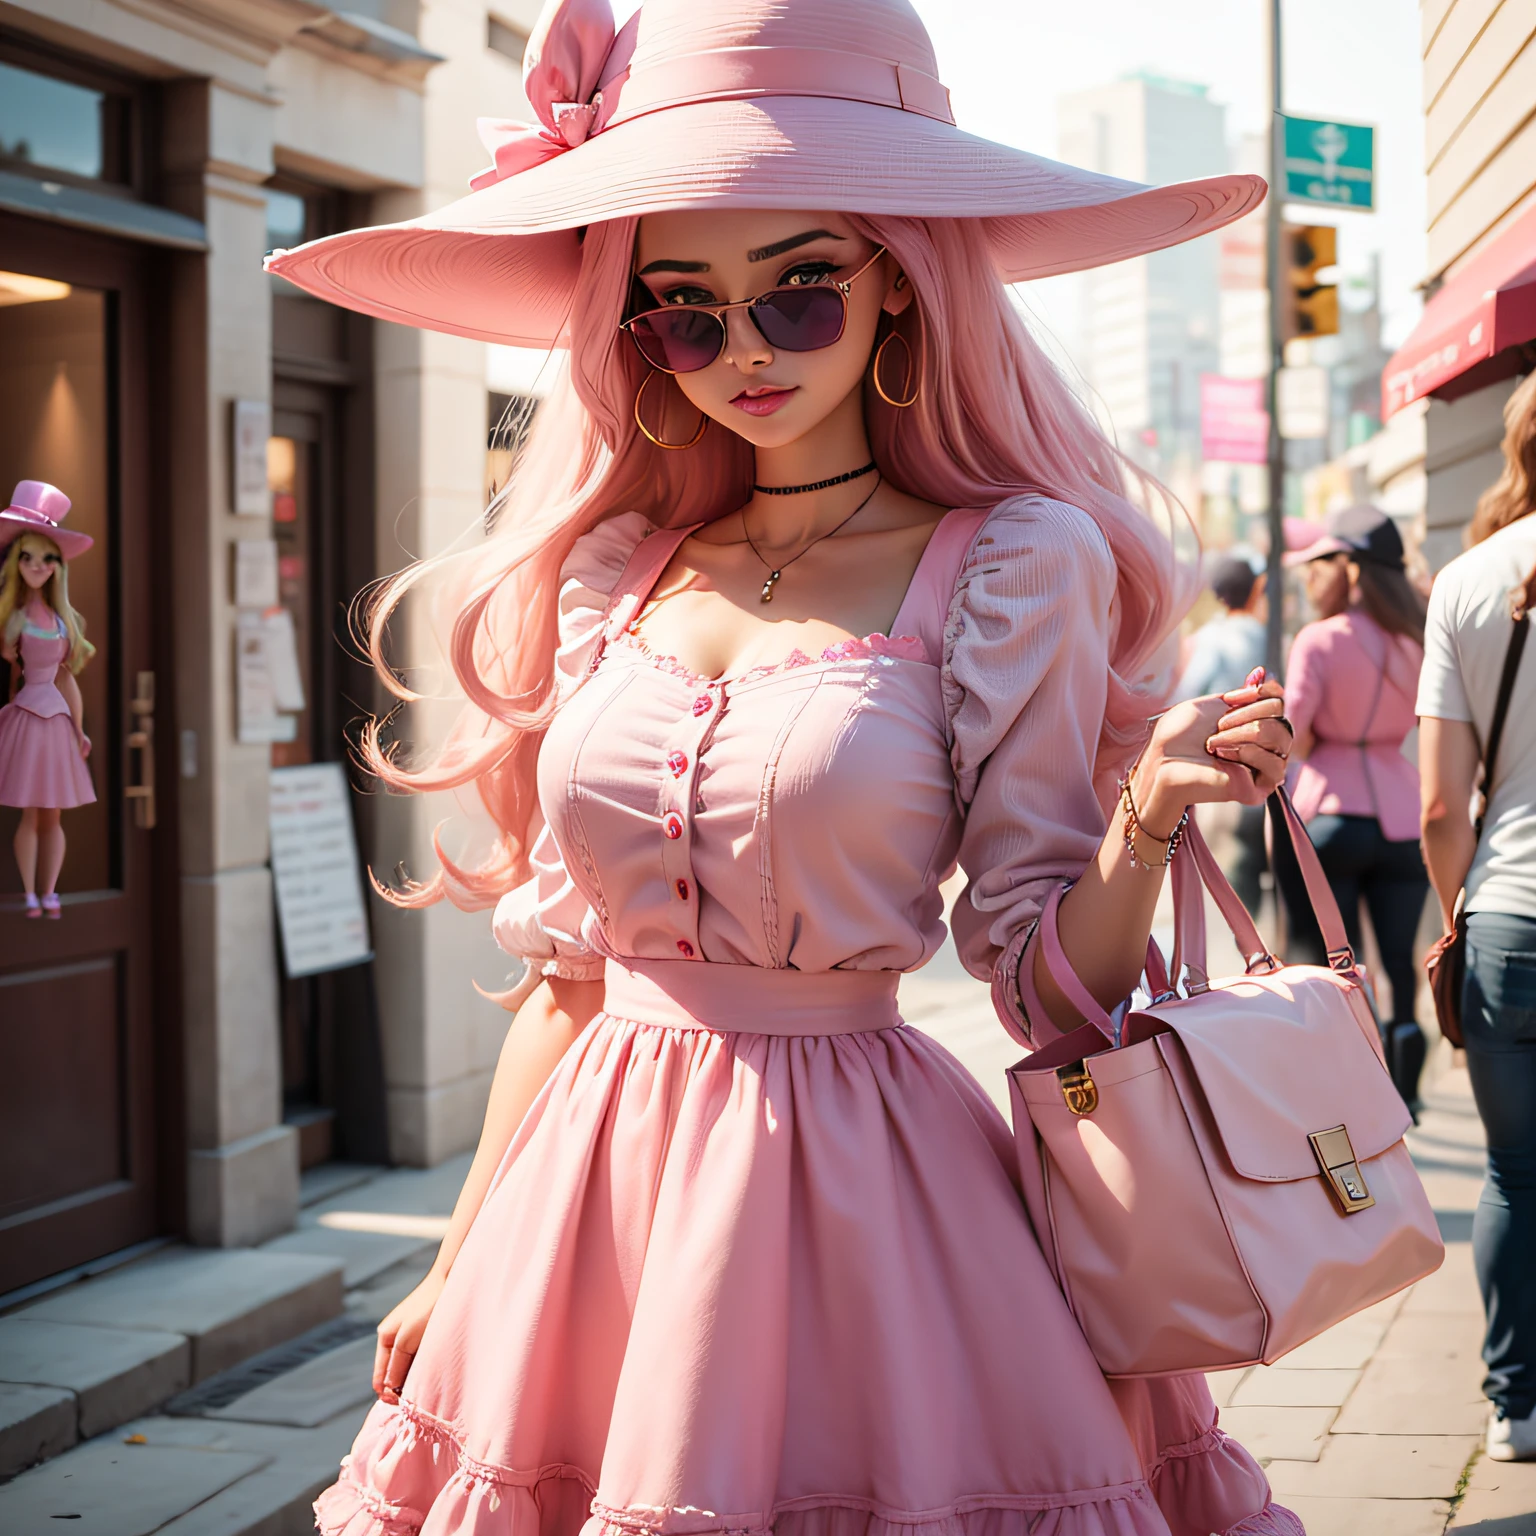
[{"xmin": 592, "ymin": 522, "xmax": 696, "ymax": 661}]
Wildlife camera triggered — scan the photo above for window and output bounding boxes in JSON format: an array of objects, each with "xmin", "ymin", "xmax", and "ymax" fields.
[
  {"xmin": 488, "ymin": 16, "xmax": 529, "ymax": 63},
  {"xmin": 263, "ymin": 187, "xmax": 310, "ymax": 255},
  {"xmin": 0, "ymin": 44, "xmax": 135, "ymax": 189}
]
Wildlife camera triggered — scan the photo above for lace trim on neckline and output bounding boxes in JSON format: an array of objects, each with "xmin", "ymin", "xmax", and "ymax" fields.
[{"xmin": 612, "ymin": 628, "xmax": 929, "ymax": 688}]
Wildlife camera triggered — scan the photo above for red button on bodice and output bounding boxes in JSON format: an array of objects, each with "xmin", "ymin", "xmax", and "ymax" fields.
[
  {"xmin": 666, "ymin": 749, "xmax": 689, "ymax": 777},
  {"xmin": 662, "ymin": 812, "xmax": 685, "ymax": 840},
  {"xmin": 675, "ymin": 879, "xmax": 690, "ymax": 901},
  {"xmin": 676, "ymin": 939, "xmax": 695, "ymax": 958}
]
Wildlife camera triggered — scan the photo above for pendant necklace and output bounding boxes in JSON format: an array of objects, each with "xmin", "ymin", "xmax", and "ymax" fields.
[{"xmin": 742, "ymin": 472, "xmax": 883, "ymax": 604}]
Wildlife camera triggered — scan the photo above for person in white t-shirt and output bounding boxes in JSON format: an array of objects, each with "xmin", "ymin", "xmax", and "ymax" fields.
[{"xmin": 1419, "ymin": 371, "xmax": 1536, "ymax": 1463}]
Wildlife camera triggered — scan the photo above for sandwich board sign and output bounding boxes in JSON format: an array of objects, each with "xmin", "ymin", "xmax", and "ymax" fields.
[
  {"xmin": 1283, "ymin": 116, "xmax": 1374, "ymax": 212},
  {"xmin": 269, "ymin": 763, "xmax": 373, "ymax": 977}
]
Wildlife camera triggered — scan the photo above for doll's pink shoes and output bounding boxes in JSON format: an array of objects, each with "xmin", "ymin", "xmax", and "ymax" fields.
[
  {"xmin": 24, "ymin": 893, "xmax": 41, "ymax": 918},
  {"xmin": 41, "ymin": 893, "xmax": 61, "ymax": 919}
]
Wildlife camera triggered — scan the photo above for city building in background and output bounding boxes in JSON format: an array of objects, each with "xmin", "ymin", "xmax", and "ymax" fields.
[
  {"xmin": 0, "ymin": 0, "xmax": 545, "ymax": 1298},
  {"xmin": 1057, "ymin": 73, "xmax": 1226, "ymax": 509},
  {"xmin": 1381, "ymin": 0, "xmax": 1536, "ymax": 570}
]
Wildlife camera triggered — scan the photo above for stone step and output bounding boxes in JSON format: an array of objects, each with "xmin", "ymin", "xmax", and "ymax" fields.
[
  {"xmin": 0, "ymin": 1324, "xmax": 377, "ymax": 1535},
  {"xmin": 0, "ymin": 1246, "xmax": 343, "ymax": 1482}
]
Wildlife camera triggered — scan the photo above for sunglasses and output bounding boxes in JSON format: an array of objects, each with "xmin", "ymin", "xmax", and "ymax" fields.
[{"xmin": 621, "ymin": 246, "xmax": 888, "ymax": 375}]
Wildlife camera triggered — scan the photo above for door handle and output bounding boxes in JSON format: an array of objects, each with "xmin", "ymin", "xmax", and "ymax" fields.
[{"xmin": 125, "ymin": 670, "xmax": 155, "ymax": 830}]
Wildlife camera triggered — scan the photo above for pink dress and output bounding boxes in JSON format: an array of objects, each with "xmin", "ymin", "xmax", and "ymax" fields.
[
  {"xmin": 0, "ymin": 608, "xmax": 94, "ymax": 809},
  {"xmin": 316, "ymin": 498, "xmax": 1301, "ymax": 1536}
]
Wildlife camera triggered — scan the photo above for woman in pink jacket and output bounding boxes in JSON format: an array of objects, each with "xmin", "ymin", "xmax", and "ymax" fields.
[
  {"xmin": 1277, "ymin": 505, "xmax": 1429, "ymax": 1112},
  {"xmin": 271, "ymin": 1, "xmax": 1298, "ymax": 1532}
]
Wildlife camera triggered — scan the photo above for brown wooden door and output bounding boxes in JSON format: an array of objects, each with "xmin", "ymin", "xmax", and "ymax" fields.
[{"xmin": 0, "ymin": 212, "xmax": 168, "ymax": 1293}]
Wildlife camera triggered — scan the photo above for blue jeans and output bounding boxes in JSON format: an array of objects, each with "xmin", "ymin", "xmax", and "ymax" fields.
[{"xmin": 1464, "ymin": 910, "xmax": 1536, "ymax": 1419}]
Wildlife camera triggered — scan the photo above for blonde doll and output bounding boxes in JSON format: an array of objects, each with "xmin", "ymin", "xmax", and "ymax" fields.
[{"xmin": 0, "ymin": 481, "xmax": 95, "ymax": 917}]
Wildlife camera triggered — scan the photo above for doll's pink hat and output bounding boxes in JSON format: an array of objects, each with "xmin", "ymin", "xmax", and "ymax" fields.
[
  {"xmin": 267, "ymin": 0, "xmax": 1265, "ymax": 347},
  {"xmin": 0, "ymin": 481, "xmax": 92, "ymax": 561}
]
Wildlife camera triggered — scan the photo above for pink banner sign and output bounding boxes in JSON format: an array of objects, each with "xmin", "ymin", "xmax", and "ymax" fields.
[{"xmin": 1201, "ymin": 375, "xmax": 1270, "ymax": 465}]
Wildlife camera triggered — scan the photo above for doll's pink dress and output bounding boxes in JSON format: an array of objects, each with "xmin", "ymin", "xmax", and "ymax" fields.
[
  {"xmin": 0, "ymin": 608, "xmax": 94, "ymax": 809},
  {"xmin": 316, "ymin": 498, "xmax": 1302, "ymax": 1536}
]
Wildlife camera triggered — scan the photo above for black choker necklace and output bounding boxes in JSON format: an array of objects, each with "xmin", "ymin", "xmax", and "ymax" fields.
[{"xmin": 753, "ymin": 461, "xmax": 877, "ymax": 496}]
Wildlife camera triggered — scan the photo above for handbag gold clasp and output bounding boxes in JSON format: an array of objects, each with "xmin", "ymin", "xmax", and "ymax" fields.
[
  {"xmin": 1057, "ymin": 1060, "xmax": 1098, "ymax": 1117},
  {"xmin": 1309, "ymin": 1125, "xmax": 1375, "ymax": 1215}
]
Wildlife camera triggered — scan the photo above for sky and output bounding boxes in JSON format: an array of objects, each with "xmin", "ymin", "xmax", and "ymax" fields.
[{"xmin": 913, "ymin": 0, "xmax": 1428, "ymax": 351}]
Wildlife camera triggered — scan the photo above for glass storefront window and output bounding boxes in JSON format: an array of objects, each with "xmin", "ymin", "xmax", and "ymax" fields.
[
  {"xmin": 0, "ymin": 62, "xmax": 107, "ymax": 181},
  {"xmin": 0, "ymin": 271, "xmax": 111, "ymax": 894},
  {"xmin": 267, "ymin": 433, "xmax": 313, "ymax": 768}
]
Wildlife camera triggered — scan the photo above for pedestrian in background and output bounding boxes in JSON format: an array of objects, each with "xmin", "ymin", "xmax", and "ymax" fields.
[
  {"xmin": 1419, "ymin": 372, "xmax": 1536, "ymax": 1463},
  {"xmin": 1176, "ymin": 556, "xmax": 1269, "ymax": 912},
  {"xmin": 1175, "ymin": 554, "xmax": 1267, "ymax": 699},
  {"xmin": 1274, "ymin": 505, "xmax": 1430, "ymax": 1112}
]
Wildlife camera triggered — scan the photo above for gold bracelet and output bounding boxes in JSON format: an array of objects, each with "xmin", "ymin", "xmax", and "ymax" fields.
[{"xmin": 1118, "ymin": 773, "xmax": 1189, "ymax": 870}]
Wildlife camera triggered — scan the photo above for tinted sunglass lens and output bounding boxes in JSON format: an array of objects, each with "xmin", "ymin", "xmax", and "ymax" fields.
[
  {"xmin": 628, "ymin": 310, "xmax": 723, "ymax": 373},
  {"xmin": 753, "ymin": 287, "xmax": 846, "ymax": 351}
]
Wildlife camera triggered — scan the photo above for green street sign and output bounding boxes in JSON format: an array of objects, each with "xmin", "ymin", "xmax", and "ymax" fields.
[{"xmin": 1282, "ymin": 115, "xmax": 1375, "ymax": 211}]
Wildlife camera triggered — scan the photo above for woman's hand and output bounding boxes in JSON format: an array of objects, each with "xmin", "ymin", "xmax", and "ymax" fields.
[
  {"xmin": 1133, "ymin": 670, "xmax": 1291, "ymax": 837},
  {"xmin": 373, "ymin": 1267, "xmax": 447, "ymax": 1404},
  {"xmin": 78, "ymin": 733, "xmax": 91, "ymax": 760}
]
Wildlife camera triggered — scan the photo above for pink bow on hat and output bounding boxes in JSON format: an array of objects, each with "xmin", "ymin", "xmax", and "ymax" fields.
[{"xmin": 470, "ymin": 0, "xmax": 618, "ymax": 190}]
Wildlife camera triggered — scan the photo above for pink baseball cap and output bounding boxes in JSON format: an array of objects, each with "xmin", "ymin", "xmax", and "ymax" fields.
[
  {"xmin": 0, "ymin": 481, "xmax": 93, "ymax": 561},
  {"xmin": 267, "ymin": 0, "xmax": 1266, "ymax": 348},
  {"xmin": 1284, "ymin": 505, "xmax": 1404, "ymax": 570}
]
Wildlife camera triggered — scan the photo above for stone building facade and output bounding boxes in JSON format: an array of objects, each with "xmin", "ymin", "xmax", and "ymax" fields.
[{"xmin": 0, "ymin": 0, "xmax": 542, "ymax": 1296}]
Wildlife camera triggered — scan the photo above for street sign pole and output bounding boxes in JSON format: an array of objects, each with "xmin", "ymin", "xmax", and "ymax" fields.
[{"xmin": 1264, "ymin": 0, "xmax": 1286, "ymax": 678}]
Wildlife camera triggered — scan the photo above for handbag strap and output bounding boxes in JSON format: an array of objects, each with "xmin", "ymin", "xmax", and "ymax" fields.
[
  {"xmin": 1036, "ymin": 884, "xmax": 1117, "ymax": 1037},
  {"xmin": 1172, "ymin": 815, "xmax": 1270, "ymax": 978},
  {"xmin": 1173, "ymin": 786, "xmax": 1354, "ymax": 972}
]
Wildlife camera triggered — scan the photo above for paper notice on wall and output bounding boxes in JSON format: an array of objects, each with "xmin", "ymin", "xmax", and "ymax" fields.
[
  {"xmin": 261, "ymin": 606, "xmax": 306, "ymax": 712},
  {"xmin": 235, "ymin": 607, "xmax": 304, "ymax": 740},
  {"xmin": 236, "ymin": 610, "xmax": 285, "ymax": 743},
  {"xmin": 234, "ymin": 539, "xmax": 279, "ymax": 609},
  {"xmin": 232, "ymin": 399, "xmax": 271, "ymax": 516},
  {"xmin": 269, "ymin": 763, "xmax": 373, "ymax": 977}
]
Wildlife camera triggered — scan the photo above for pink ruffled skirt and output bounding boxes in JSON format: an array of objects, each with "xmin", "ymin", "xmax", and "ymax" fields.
[
  {"xmin": 316, "ymin": 962, "xmax": 1301, "ymax": 1536},
  {"xmin": 0, "ymin": 703, "xmax": 94, "ymax": 808}
]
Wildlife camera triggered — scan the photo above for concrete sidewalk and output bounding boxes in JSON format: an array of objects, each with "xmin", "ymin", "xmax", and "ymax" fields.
[
  {"xmin": 1203, "ymin": 1061, "xmax": 1521, "ymax": 1536},
  {"xmin": 1, "ymin": 951, "xmax": 1529, "ymax": 1534}
]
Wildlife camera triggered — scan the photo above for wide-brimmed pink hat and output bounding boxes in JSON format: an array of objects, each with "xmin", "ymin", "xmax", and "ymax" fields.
[
  {"xmin": 267, "ymin": 0, "xmax": 1265, "ymax": 347},
  {"xmin": 0, "ymin": 481, "xmax": 92, "ymax": 561}
]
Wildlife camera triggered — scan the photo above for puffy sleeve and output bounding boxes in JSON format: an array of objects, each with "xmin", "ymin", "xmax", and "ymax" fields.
[
  {"xmin": 945, "ymin": 495, "xmax": 1121, "ymax": 1043},
  {"xmin": 490, "ymin": 511, "xmax": 651, "ymax": 980}
]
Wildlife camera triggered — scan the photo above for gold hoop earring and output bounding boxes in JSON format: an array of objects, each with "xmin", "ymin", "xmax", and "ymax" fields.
[
  {"xmin": 873, "ymin": 330, "xmax": 919, "ymax": 409},
  {"xmin": 634, "ymin": 369, "xmax": 706, "ymax": 450}
]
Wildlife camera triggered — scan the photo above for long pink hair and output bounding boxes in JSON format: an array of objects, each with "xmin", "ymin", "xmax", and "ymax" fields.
[{"xmin": 364, "ymin": 213, "xmax": 1194, "ymax": 910}]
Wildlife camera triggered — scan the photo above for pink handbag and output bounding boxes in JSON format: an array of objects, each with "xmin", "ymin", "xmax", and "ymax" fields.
[{"xmin": 1008, "ymin": 790, "xmax": 1444, "ymax": 1378}]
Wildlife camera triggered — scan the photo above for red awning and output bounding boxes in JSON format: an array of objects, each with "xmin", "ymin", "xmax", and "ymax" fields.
[{"xmin": 1383, "ymin": 200, "xmax": 1536, "ymax": 419}]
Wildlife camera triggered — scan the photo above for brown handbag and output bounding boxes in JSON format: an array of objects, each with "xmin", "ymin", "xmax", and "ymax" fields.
[{"xmin": 1424, "ymin": 587, "xmax": 1531, "ymax": 1046}]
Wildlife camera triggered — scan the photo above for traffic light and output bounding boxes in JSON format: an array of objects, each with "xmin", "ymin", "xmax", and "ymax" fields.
[{"xmin": 1282, "ymin": 224, "xmax": 1339, "ymax": 339}]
